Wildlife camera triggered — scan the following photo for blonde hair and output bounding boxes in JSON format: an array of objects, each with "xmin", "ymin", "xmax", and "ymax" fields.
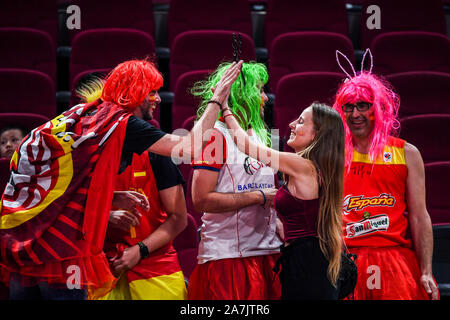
[{"xmin": 298, "ymin": 102, "xmax": 345, "ymax": 286}]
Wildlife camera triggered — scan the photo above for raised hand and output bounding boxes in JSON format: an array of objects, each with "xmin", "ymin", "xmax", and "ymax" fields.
[{"xmin": 211, "ymin": 60, "xmax": 243, "ymax": 107}]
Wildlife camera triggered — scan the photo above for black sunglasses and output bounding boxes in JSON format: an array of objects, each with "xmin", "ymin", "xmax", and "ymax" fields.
[{"xmin": 342, "ymin": 102, "xmax": 372, "ymax": 113}]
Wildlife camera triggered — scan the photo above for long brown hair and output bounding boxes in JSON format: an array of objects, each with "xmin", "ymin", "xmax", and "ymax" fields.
[{"xmin": 298, "ymin": 102, "xmax": 345, "ymax": 286}]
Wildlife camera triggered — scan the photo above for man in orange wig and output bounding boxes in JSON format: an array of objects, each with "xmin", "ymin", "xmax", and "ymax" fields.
[
  {"xmin": 0, "ymin": 58, "xmax": 242, "ymax": 299},
  {"xmin": 76, "ymin": 78, "xmax": 189, "ymax": 300}
]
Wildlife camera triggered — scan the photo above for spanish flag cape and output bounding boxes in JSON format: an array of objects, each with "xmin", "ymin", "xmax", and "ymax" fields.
[{"xmin": 0, "ymin": 99, "xmax": 130, "ymax": 295}]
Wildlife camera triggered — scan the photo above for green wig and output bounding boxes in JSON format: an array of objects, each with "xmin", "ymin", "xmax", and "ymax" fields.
[{"xmin": 192, "ymin": 61, "xmax": 271, "ymax": 146}]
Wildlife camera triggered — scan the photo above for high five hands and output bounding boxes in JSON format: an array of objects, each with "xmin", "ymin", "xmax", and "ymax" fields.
[{"xmin": 210, "ymin": 60, "xmax": 243, "ymax": 109}]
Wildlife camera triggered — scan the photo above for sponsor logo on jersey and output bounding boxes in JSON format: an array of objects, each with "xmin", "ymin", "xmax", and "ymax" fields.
[
  {"xmin": 343, "ymin": 193, "xmax": 396, "ymax": 213},
  {"xmin": 237, "ymin": 183, "xmax": 274, "ymax": 191},
  {"xmin": 346, "ymin": 214, "xmax": 389, "ymax": 238}
]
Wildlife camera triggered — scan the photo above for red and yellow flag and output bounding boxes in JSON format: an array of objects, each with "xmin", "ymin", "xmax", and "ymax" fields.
[{"xmin": 0, "ymin": 100, "xmax": 130, "ymax": 290}]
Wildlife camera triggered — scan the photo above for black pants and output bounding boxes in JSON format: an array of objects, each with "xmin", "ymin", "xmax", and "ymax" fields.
[
  {"xmin": 9, "ymin": 273, "xmax": 87, "ymax": 300},
  {"xmin": 275, "ymin": 236, "xmax": 339, "ymax": 300}
]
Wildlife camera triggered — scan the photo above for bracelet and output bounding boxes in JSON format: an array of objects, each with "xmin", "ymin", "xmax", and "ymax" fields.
[
  {"xmin": 257, "ymin": 189, "xmax": 266, "ymax": 207},
  {"xmin": 137, "ymin": 241, "xmax": 149, "ymax": 259},
  {"xmin": 207, "ymin": 100, "xmax": 223, "ymax": 109},
  {"xmin": 223, "ymin": 113, "xmax": 235, "ymax": 120}
]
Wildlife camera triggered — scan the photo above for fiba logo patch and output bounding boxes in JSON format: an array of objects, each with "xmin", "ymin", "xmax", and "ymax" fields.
[
  {"xmin": 383, "ymin": 151, "xmax": 392, "ymax": 163},
  {"xmin": 243, "ymin": 157, "xmax": 264, "ymax": 175}
]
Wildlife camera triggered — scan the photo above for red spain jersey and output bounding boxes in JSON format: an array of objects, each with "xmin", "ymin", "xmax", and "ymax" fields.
[
  {"xmin": 343, "ymin": 136, "xmax": 411, "ymax": 248},
  {"xmin": 105, "ymin": 152, "xmax": 181, "ymax": 283}
]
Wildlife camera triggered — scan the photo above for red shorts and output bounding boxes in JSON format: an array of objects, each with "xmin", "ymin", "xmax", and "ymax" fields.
[
  {"xmin": 188, "ymin": 254, "xmax": 281, "ymax": 300},
  {"xmin": 348, "ymin": 246, "xmax": 437, "ymax": 300}
]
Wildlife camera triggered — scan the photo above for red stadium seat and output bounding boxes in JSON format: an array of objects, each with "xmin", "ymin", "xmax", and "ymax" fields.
[
  {"xmin": 371, "ymin": 32, "xmax": 450, "ymax": 75},
  {"xmin": 172, "ymin": 70, "xmax": 210, "ymax": 130},
  {"xmin": 0, "ymin": 69, "xmax": 56, "ymax": 119},
  {"xmin": 387, "ymin": 71, "xmax": 450, "ymax": 118},
  {"xmin": 0, "ymin": 28, "xmax": 56, "ymax": 84},
  {"xmin": 273, "ymin": 72, "xmax": 345, "ymax": 139},
  {"xmin": 169, "ymin": 30, "xmax": 255, "ymax": 92},
  {"xmin": 268, "ymin": 31, "xmax": 353, "ymax": 92},
  {"xmin": 167, "ymin": 0, "xmax": 252, "ymax": 48},
  {"xmin": 400, "ymin": 114, "xmax": 450, "ymax": 163},
  {"xmin": 0, "ymin": 1, "xmax": 58, "ymax": 47},
  {"xmin": 264, "ymin": 0, "xmax": 349, "ymax": 50},
  {"xmin": 425, "ymin": 162, "xmax": 450, "ymax": 225},
  {"xmin": 360, "ymin": 0, "xmax": 446, "ymax": 49},
  {"xmin": 69, "ymin": 0, "xmax": 155, "ymax": 43},
  {"xmin": 0, "ymin": 113, "xmax": 50, "ymax": 134},
  {"xmin": 69, "ymin": 28, "xmax": 156, "ymax": 91}
]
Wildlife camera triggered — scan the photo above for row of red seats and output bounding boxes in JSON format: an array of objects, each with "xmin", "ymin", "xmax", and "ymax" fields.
[
  {"xmin": 1, "ymin": 0, "xmax": 448, "ymax": 50},
  {"xmin": 1, "ymin": 30, "xmax": 449, "ymax": 126},
  {"xmin": 2, "ymin": 26, "xmax": 449, "ymax": 92}
]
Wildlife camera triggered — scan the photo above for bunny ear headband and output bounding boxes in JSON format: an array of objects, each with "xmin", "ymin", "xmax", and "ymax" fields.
[{"xmin": 336, "ymin": 48, "xmax": 373, "ymax": 81}]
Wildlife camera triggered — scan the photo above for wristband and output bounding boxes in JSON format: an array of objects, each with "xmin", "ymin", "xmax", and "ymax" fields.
[
  {"xmin": 207, "ymin": 100, "xmax": 223, "ymax": 109},
  {"xmin": 137, "ymin": 241, "xmax": 149, "ymax": 259},
  {"xmin": 223, "ymin": 113, "xmax": 235, "ymax": 120},
  {"xmin": 257, "ymin": 189, "xmax": 266, "ymax": 207}
]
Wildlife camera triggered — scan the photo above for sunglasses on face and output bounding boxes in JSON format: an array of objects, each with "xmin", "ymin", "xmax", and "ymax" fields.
[{"xmin": 342, "ymin": 102, "xmax": 372, "ymax": 113}]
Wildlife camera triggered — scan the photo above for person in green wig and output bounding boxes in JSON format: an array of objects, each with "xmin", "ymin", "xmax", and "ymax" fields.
[{"xmin": 187, "ymin": 61, "xmax": 284, "ymax": 300}]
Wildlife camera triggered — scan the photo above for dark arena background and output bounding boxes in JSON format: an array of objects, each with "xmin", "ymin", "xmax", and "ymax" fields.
[{"xmin": 0, "ymin": 0, "xmax": 449, "ymax": 308}]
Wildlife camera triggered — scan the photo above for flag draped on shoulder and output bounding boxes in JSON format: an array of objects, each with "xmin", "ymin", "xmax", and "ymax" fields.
[{"xmin": 0, "ymin": 99, "xmax": 130, "ymax": 289}]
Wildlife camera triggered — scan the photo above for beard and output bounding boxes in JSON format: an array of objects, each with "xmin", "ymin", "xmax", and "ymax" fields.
[
  {"xmin": 141, "ymin": 104, "xmax": 153, "ymax": 121},
  {"xmin": 143, "ymin": 109, "xmax": 152, "ymax": 121}
]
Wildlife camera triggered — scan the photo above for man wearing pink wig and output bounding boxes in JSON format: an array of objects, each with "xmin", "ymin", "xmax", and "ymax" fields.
[{"xmin": 333, "ymin": 50, "xmax": 439, "ymax": 300}]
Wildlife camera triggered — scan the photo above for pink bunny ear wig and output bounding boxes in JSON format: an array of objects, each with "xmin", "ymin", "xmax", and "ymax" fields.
[{"xmin": 333, "ymin": 49, "xmax": 401, "ymax": 167}]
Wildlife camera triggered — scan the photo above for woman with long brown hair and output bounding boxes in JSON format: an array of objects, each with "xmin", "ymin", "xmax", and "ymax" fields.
[{"xmin": 220, "ymin": 82, "xmax": 345, "ymax": 298}]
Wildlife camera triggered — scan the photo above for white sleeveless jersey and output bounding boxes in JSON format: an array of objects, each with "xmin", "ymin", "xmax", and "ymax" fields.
[{"xmin": 194, "ymin": 121, "xmax": 282, "ymax": 264}]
